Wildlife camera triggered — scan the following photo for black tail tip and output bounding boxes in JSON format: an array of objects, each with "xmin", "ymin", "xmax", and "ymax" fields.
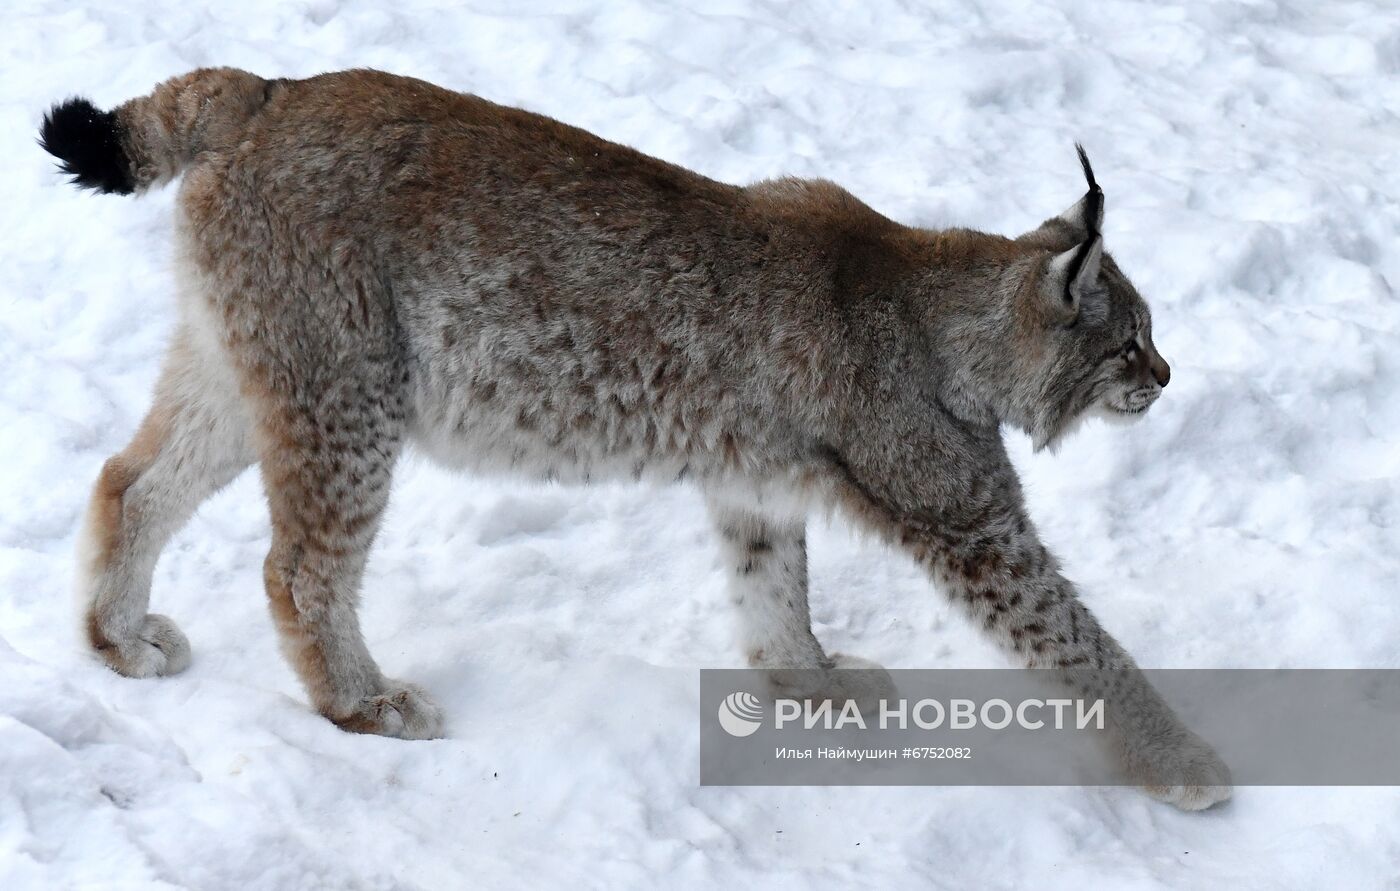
[{"xmin": 39, "ymin": 97, "xmax": 134, "ymax": 195}]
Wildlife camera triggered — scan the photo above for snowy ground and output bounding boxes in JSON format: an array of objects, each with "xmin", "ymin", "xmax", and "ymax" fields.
[{"xmin": 3, "ymin": 0, "xmax": 1400, "ymax": 887}]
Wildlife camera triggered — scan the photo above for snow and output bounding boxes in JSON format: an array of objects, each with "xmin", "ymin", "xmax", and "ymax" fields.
[{"xmin": 3, "ymin": 0, "xmax": 1400, "ymax": 887}]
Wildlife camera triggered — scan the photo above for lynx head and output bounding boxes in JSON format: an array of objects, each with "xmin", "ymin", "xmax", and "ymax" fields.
[{"xmin": 1012, "ymin": 145, "xmax": 1171, "ymax": 450}]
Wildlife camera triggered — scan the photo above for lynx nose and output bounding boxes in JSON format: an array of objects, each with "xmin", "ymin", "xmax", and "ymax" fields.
[{"xmin": 1151, "ymin": 356, "xmax": 1171, "ymax": 388}]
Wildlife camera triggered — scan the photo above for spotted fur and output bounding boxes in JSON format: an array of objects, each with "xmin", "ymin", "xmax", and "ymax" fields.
[{"xmin": 47, "ymin": 68, "xmax": 1224, "ymax": 809}]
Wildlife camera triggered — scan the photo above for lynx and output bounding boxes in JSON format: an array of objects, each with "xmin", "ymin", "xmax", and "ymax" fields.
[{"xmin": 41, "ymin": 68, "xmax": 1228, "ymax": 809}]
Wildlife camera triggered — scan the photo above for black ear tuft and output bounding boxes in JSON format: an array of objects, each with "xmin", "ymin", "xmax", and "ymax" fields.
[
  {"xmin": 1073, "ymin": 142, "xmax": 1103, "ymax": 239},
  {"xmin": 1062, "ymin": 145, "xmax": 1106, "ymax": 304},
  {"xmin": 39, "ymin": 98, "xmax": 134, "ymax": 195},
  {"xmin": 1074, "ymin": 142, "xmax": 1098, "ymax": 192}
]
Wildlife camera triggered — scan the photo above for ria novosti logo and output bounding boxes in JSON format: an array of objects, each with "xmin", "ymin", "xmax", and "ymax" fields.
[
  {"xmin": 717, "ymin": 691, "xmax": 765, "ymax": 737},
  {"xmin": 716, "ymin": 689, "xmax": 1107, "ymax": 737}
]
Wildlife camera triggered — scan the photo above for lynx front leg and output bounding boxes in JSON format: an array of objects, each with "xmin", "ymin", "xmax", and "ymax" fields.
[
  {"xmin": 948, "ymin": 546, "xmax": 1232, "ymax": 811},
  {"xmin": 705, "ymin": 492, "xmax": 893, "ymax": 707},
  {"xmin": 255, "ymin": 387, "xmax": 443, "ymax": 740},
  {"xmin": 828, "ymin": 465, "xmax": 1230, "ymax": 810}
]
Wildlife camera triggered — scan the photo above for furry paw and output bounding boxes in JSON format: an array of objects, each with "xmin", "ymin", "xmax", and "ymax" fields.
[
  {"xmin": 95, "ymin": 614, "xmax": 192, "ymax": 678},
  {"xmin": 1126, "ymin": 731, "xmax": 1233, "ymax": 811},
  {"xmin": 765, "ymin": 653, "xmax": 898, "ymax": 713},
  {"xmin": 333, "ymin": 682, "xmax": 446, "ymax": 740}
]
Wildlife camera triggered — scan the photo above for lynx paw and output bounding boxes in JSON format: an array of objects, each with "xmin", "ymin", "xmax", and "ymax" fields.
[
  {"xmin": 95, "ymin": 614, "xmax": 192, "ymax": 678},
  {"xmin": 765, "ymin": 653, "xmax": 897, "ymax": 713},
  {"xmin": 1127, "ymin": 732, "xmax": 1233, "ymax": 811},
  {"xmin": 333, "ymin": 682, "xmax": 446, "ymax": 740}
]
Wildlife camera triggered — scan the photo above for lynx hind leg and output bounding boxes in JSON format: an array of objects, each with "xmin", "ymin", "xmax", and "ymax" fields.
[
  {"xmin": 78, "ymin": 327, "xmax": 255, "ymax": 677},
  {"xmin": 705, "ymin": 491, "xmax": 895, "ymax": 709},
  {"xmin": 254, "ymin": 376, "xmax": 443, "ymax": 740}
]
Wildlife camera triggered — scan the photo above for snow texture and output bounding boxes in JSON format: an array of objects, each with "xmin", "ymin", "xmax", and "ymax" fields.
[{"xmin": 3, "ymin": 1, "xmax": 1399, "ymax": 887}]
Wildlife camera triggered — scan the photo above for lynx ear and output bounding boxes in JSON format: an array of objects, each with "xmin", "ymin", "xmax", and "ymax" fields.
[
  {"xmin": 1053, "ymin": 192, "xmax": 1104, "ymax": 237},
  {"xmin": 1053, "ymin": 144, "xmax": 1105, "ymax": 237},
  {"xmin": 1041, "ymin": 144, "xmax": 1104, "ymax": 319},
  {"xmin": 1045, "ymin": 235, "xmax": 1103, "ymax": 316}
]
